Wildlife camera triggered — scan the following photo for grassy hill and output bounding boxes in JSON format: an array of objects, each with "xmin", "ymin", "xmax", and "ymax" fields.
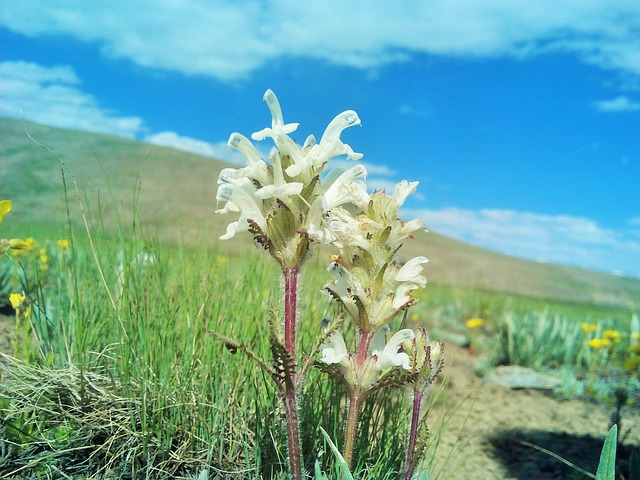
[{"xmin": 2, "ymin": 116, "xmax": 639, "ymax": 309}]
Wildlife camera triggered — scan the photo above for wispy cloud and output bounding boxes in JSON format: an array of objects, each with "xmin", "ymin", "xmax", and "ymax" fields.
[
  {"xmin": 403, "ymin": 207, "xmax": 640, "ymax": 276},
  {"xmin": 144, "ymin": 131, "xmax": 238, "ymax": 162},
  {"xmin": 2, "ymin": 1, "xmax": 639, "ymax": 81},
  {"xmin": 0, "ymin": 61, "xmax": 144, "ymax": 137},
  {"xmin": 592, "ymin": 95, "xmax": 640, "ymax": 112}
]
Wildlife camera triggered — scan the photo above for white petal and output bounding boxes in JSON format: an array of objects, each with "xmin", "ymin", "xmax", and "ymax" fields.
[
  {"xmin": 323, "ymin": 165, "xmax": 368, "ymax": 209},
  {"xmin": 395, "ymin": 256, "xmax": 429, "ymax": 285},
  {"xmin": 393, "ymin": 180, "xmax": 419, "ymax": 206},
  {"xmin": 319, "ymin": 110, "xmax": 361, "ymax": 146},
  {"xmin": 251, "ymin": 89, "xmax": 299, "ymax": 140},
  {"xmin": 227, "ymin": 132, "xmax": 263, "ymax": 165},
  {"xmin": 255, "ymin": 182, "xmax": 304, "ymax": 200},
  {"xmin": 392, "ymin": 283, "xmax": 419, "ymax": 309},
  {"xmin": 374, "ymin": 329, "xmax": 415, "ymax": 370},
  {"xmin": 320, "ymin": 331, "xmax": 350, "ymax": 366}
]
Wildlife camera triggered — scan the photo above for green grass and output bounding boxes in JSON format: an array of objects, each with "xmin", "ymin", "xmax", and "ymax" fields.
[{"xmin": 2, "ymin": 217, "xmax": 446, "ymax": 478}]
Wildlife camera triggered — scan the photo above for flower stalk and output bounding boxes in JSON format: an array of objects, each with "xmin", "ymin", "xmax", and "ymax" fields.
[
  {"xmin": 404, "ymin": 389, "xmax": 424, "ymax": 480},
  {"xmin": 343, "ymin": 392, "xmax": 363, "ymax": 470},
  {"xmin": 282, "ymin": 266, "xmax": 302, "ymax": 480},
  {"xmin": 215, "ymin": 89, "xmax": 443, "ymax": 478}
]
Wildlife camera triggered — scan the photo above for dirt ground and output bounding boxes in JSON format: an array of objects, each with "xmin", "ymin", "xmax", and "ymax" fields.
[
  {"xmin": 1, "ymin": 314, "xmax": 638, "ymax": 480},
  {"xmin": 430, "ymin": 342, "xmax": 639, "ymax": 479}
]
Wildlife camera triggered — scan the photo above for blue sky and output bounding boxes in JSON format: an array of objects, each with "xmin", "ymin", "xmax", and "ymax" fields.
[{"xmin": 1, "ymin": 1, "xmax": 639, "ymax": 277}]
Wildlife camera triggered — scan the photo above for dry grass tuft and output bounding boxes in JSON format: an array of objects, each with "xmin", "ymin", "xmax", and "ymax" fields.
[{"xmin": 0, "ymin": 353, "xmax": 240, "ymax": 479}]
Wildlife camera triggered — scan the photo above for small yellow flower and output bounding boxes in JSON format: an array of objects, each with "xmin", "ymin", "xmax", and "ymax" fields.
[
  {"xmin": 588, "ymin": 338, "xmax": 611, "ymax": 349},
  {"xmin": 602, "ymin": 329, "xmax": 621, "ymax": 342},
  {"xmin": 632, "ymin": 332, "xmax": 640, "ymax": 341},
  {"xmin": 56, "ymin": 239, "xmax": 70, "ymax": 252},
  {"xmin": 410, "ymin": 312, "xmax": 420, "ymax": 322},
  {"xmin": 13, "ymin": 237, "xmax": 38, "ymax": 256},
  {"xmin": 0, "ymin": 200, "xmax": 11, "ymax": 223},
  {"xmin": 9, "ymin": 293, "xmax": 25, "ymax": 309},
  {"xmin": 581, "ymin": 322, "xmax": 597, "ymax": 333},
  {"xmin": 37, "ymin": 248, "xmax": 48, "ymax": 264},
  {"xmin": 466, "ymin": 318, "xmax": 485, "ymax": 329}
]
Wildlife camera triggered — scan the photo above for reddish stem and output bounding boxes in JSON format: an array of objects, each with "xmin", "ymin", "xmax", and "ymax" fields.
[
  {"xmin": 282, "ymin": 267, "xmax": 302, "ymax": 480},
  {"xmin": 355, "ymin": 329, "xmax": 373, "ymax": 365},
  {"xmin": 404, "ymin": 388, "xmax": 424, "ymax": 480},
  {"xmin": 284, "ymin": 267, "xmax": 299, "ymax": 356},
  {"xmin": 343, "ymin": 392, "xmax": 362, "ymax": 471}
]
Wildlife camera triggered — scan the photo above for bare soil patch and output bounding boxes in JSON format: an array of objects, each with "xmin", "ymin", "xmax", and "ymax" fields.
[{"xmin": 433, "ymin": 343, "xmax": 640, "ymax": 479}]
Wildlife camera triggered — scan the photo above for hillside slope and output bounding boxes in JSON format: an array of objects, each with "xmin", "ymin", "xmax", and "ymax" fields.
[{"xmin": 2, "ymin": 117, "xmax": 638, "ymax": 308}]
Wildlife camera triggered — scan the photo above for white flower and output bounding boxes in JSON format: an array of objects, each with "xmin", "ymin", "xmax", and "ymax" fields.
[
  {"xmin": 373, "ymin": 329, "xmax": 415, "ymax": 370},
  {"xmin": 216, "ymin": 183, "xmax": 266, "ymax": 240},
  {"xmin": 370, "ymin": 324, "xmax": 391, "ymax": 353},
  {"xmin": 327, "ymin": 207, "xmax": 371, "ymax": 251},
  {"xmin": 392, "ymin": 282, "xmax": 419, "ymax": 310},
  {"xmin": 226, "ymin": 133, "xmax": 272, "ymax": 186},
  {"xmin": 325, "ymin": 261, "xmax": 362, "ymax": 320},
  {"xmin": 320, "ymin": 330, "xmax": 350, "ymax": 367},
  {"xmin": 285, "ymin": 110, "xmax": 363, "ymax": 179},
  {"xmin": 393, "ymin": 180, "xmax": 419, "ymax": 207},
  {"xmin": 322, "ymin": 165, "xmax": 368, "ymax": 209},
  {"xmin": 254, "ymin": 148, "xmax": 304, "ymax": 201},
  {"xmin": 251, "ymin": 89, "xmax": 299, "ymax": 141},
  {"xmin": 395, "ymin": 256, "xmax": 429, "ymax": 286},
  {"xmin": 319, "ymin": 110, "xmax": 363, "ymax": 160}
]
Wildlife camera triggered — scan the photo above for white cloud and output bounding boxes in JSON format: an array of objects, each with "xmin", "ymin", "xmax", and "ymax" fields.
[
  {"xmin": 145, "ymin": 131, "xmax": 235, "ymax": 161},
  {"xmin": 592, "ymin": 95, "xmax": 640, "ymax": 112},
  {"xmin": 2, "ymin": 1, "xmax": 639, "ymax": 81},
  {"xmin": 402, "ymin": 207, "xmax": 640, "ymax": 276},
  {"xmin": 0, "ymin": 61, "xmax": 144, "ymax": 137}
]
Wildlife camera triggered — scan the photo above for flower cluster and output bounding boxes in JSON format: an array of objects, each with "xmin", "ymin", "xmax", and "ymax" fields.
[
  {"xmin": 214, "ymin": 90, "xmax": 441, "ymax": 475},
  {"xmin": 0, "ymin": 200, "xmax": 27, "ymax": 254},
  {"xmin": 319, "ymin": 182, "xmax": 430, "ymax": 397},
  {"xmin": 216, "ymin": 89, "xmax": 367, "ymax": 269},
  {"xmin": 321, "ymin": 326, "xmax": 416, "ymax": 393}
]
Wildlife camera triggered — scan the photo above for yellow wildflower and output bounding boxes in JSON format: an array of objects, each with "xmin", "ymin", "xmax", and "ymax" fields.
[
  {"xmin": 56, "ymin": 239, "xmax": 70, "ymax": 251},
  {"xmin": 410, "ymin": 312, "xmax": 420, "ymax": 322},
  {"xmin": 13, "ymin": 237, "xmax": 38, "ymax": 256},
  {"xmin": 631, "ymin": 332, "xmax": 639, "ymax": 341},
  {"xmin": 9, "ymin": 293, "xmax": 25, "ymax": 309},
  {"xmin": 38, "ymin": 248, "xmax": 49, "ymax": 264},
  {"xmin": 602, "ymin": 330, "xmax": 621, "ymax": 342},
  {"xmin": 466, "ymin": 318, "xmax": 485, "ymax": 329},
  {"xmin": 580, "ymin": 322, "xmax": 597, "ymax": 333},
  {"xmin": 0, "ymin": 200, "xmax": 11, "ymax": 223},
  {"xmin": 588, "ymin": 338, "xmax": 611, "ymax": 349}
]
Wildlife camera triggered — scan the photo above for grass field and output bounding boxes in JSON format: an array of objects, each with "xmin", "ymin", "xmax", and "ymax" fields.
[{"xmin": 1, "ymin": 117, "xmax": 638, "ymax": 478}]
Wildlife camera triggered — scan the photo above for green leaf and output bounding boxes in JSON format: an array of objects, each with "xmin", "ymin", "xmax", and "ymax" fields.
[
  {"xmin": 314, "ymin": 459, "xmax": 329, "ymax": 480},
  {"xmin": 319, "ymin": 426, "xmax": 354, "ymax": 480},
  {"xmin": 595, "ymin": 424, "xmax": 617, "ymax": 480}
]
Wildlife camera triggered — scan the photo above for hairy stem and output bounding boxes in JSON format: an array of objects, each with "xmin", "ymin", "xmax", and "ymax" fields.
[
  {"xmin": 343, "ymin": 329, "xmax": 372, "ymax": 470},
  {"xmin": 282, "ymin": 267, "xmax": 302, "ymax": 480},
  {"xmin": 284, "ymin": 267, "xmax": 299, "ymax": 356},
  {"xmin": 404, "ymin": 388, "xmax": 424, "ymax": 480},
  {"xmin": 343, "ymin": 392, "xmax": 362, "ymax": 471}
]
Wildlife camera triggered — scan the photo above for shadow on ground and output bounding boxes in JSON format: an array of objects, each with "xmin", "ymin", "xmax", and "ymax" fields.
[{"xmin": 488, "ymin": 428, "xmax": 639, "ymax": 480}]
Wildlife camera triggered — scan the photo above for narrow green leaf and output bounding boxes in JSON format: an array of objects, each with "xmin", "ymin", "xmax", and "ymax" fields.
[
  {"xmin": 314, "ymin": 459, "xmax": 329, "ymax": 480},
  {"xmin": 595, "ymin": 424, "xmax": 617, "ymax": 480},
  {"xmin": 319, "ymin": 426, "xmax": 354, "ymax": 480}
]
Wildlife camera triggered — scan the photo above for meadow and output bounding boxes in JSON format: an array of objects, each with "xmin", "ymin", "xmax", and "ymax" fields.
[{"xmin": 0, "ymin": 116, "xmax": 639, "ymax": 479}]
